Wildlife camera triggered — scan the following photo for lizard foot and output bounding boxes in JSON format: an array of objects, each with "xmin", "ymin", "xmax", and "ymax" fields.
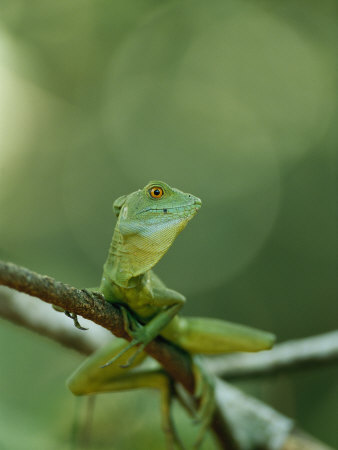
[
  {"xmin": 52, "ymin": 305, "xmax": 88, "ymax": 331},
  {"xmin": 100, "ymin": 338, "xmax": 146, "ymax": 369},
  {"xmin": 101, "ymin": 305, "xmax": 150, "ymax": 369},
  {"xmin": 65, "ymin": 311, "xmax": 88, "ymax": 331}
]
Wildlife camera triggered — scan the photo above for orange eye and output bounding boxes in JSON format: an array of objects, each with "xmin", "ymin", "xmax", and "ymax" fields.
[{"xmin": 149, "ymin": 186, "xmax": 164, "ymax": 199}]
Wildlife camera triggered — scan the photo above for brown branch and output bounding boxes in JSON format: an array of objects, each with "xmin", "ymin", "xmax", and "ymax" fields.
[
  {"xmin": 0, "ymin": 287, "xmax": 98, "ymax": 355},
  {"xmin": 0, "ymin": 260, "xmax": 236, "ymax": 450},
  {"xmin": 0, "ymin": 275, "xmax": 334, "ymax": 450}
]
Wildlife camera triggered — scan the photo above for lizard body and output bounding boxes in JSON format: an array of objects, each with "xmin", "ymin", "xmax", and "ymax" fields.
[{"xmin": 66, "ymin": 181, "xmax": 275, "ymax": 449}]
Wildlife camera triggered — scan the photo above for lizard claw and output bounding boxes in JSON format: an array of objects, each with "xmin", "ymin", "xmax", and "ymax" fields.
[
  {"xmin": 53, "ymin": 302, "xmax": 88, "ymax": 331},
  {"xmin": 100, "ymin": 340, "xmax": 136, "ymax": 368},
  {"xmin": 119, "ymin": 343, "xmax": 146, "ymax": 368},
  {"xmin": 100, "ymin": 305, "xmax": 151, "ymax": 369},
  {"xmin": 65, "ymin": 311, "xmax": 88, "ymax": 331},
  {"xmin": 100, "ymin": 339, "xmax": 147, "ymax": 369}
]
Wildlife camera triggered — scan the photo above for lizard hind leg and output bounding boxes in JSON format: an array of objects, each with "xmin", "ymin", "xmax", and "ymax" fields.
[
  {"xmin": 192, "ymin": 357, "xmax": 216, "ymax": 449},
  {"xmin": 161, "ymin": 377, "xmax": 186, "ymax": 450},
  {"xmin": 67, "ymin": 338, "xmax": 185, "ymax": 450}
]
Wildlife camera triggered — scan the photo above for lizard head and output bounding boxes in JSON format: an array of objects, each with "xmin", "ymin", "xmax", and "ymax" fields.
[
  {"xmin": 114, "ymin": 180, "xmax": 201, "ymax": 228},
  {"xmin": 111, "ymin": 181, "xmax": 202, "ymax": 283}
]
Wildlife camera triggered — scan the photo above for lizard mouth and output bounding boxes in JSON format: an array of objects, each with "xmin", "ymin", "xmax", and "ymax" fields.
[{"xmin": 138, "ymin": 198, "xmax": 201, "ymax": 215}]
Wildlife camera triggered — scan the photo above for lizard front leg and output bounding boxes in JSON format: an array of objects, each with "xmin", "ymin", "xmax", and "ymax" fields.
[{"xmin": 102, "ymin": 288, "xmax": 186, "ymax": 368}]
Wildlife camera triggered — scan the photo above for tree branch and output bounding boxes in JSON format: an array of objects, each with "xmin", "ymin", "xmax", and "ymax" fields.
[
  {"xmin": 206, "ymin": 331, "xmax": 338, "ymax": 380},
  {"xmin": 0, "ymin": 261, "xmax": 236, "ymax": 450},
  {"xmin": 0, "ymin": 286, "xmax": 101, "ymax": 355},
  {"xmin": 0, "ymin": 262, "xmax": 194, "ymax": 385},
  {"xmin": 216, "ymin": 381, "xmax": 333, "ymax": 450},
  {"xmin": 0, "ymin": 261, "xmax": 335, "ymax": 450}
]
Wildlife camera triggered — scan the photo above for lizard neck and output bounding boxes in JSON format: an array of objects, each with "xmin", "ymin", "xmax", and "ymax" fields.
[
  {"xmin": 102, "ymin": 226, "xmax": 138, "ymax": 288},
  {"xmin": 102, "ymin": 217, "xmax": 186, "ymax": 288}
]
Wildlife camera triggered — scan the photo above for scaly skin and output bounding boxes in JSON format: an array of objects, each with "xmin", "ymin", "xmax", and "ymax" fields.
[
  {"xmin": 67, "ymin": 181, "xmax": 275, "ymax": 449},
  {"xmin": 100, "ymin": 180, "xmax": 200, "ymax": 317}
]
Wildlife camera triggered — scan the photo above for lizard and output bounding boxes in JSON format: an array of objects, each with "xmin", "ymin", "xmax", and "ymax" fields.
[{"xmin": 65, "ymin": 180, "xmax": 275, "ymax": 449}]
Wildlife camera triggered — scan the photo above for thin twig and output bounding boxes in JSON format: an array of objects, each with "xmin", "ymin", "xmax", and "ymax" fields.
[{"xmin": 206, "ymin": 331, "xmax": 338, "ymax": 380}]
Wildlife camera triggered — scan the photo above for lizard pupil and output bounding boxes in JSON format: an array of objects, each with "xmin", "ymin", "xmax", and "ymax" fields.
[{"xmin": 154, "ymin": 189, "xmax": 160, "ymax": 196}]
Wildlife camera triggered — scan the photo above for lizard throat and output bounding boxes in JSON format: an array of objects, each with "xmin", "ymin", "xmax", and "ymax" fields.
[{"xmin": 104, "ymin": 217, "xmax": 189, "ymax": 287}]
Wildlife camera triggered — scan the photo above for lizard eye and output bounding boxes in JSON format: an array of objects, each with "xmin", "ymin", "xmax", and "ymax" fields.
[{"xmin": 149, "ymin": 186, "xmax": 164, "ymax": 199}]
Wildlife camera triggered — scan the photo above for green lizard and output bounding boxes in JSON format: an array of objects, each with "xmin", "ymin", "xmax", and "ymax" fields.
[{"xmin": 66, "ymin": 180, "xmax": 275, "ymax": 449}]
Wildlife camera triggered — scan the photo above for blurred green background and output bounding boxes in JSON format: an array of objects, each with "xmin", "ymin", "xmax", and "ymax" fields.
[{"xmin": 0, "ymin": 0, "xmax": 337, "ymax": 449}]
